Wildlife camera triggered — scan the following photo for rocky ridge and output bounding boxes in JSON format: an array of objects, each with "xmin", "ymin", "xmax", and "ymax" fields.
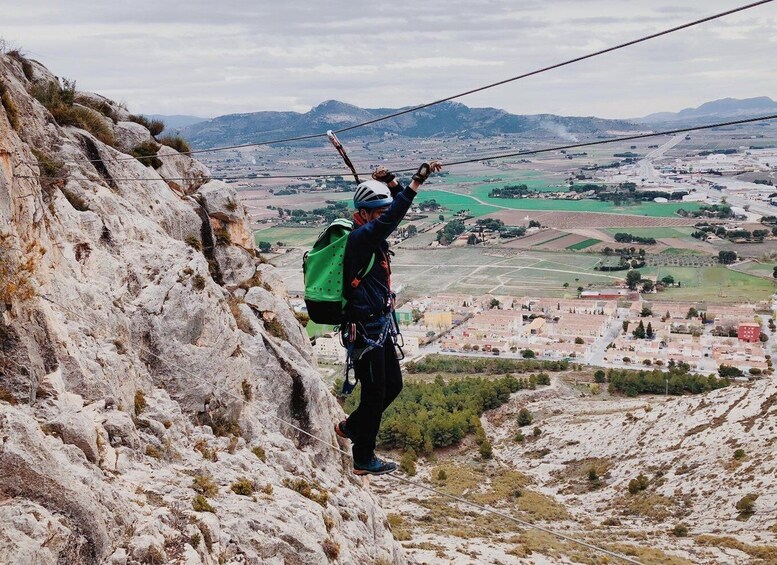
[{"xmin": 0, "ymin": 52, "xmax": 402, "ymax": 564}]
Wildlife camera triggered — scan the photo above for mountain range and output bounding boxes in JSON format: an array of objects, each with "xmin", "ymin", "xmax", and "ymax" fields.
[{"xmin": 173, "ymin": 96, "xmax": 777, "ymax": 149}]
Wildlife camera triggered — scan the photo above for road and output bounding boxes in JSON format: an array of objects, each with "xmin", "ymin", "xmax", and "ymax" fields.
[
  {"xmin": 585, "ymin": 307, "xmax": 629, "ymax": 366},
  {"xmin": 635, "ymin": 133, "xmax": 687, "ymax": 183}
]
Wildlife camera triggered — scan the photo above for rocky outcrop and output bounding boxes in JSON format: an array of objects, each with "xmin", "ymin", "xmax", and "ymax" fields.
[{"xmin": 0, "ymin": 52, "xmax": 402, "ymax": 564}]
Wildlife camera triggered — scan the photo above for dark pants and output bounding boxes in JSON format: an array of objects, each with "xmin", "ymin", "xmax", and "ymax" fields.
[{"xmin": 346, "ymin": 337, "xmax": 403, "ymax": 464}]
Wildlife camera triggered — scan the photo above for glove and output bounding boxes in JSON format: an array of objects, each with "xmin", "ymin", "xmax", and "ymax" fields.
[
  {"xmin": 412, "ymin": 160, "xmax": 443, "ymax": 184},
  {"xmin": 372, "ymin": 166, "xmax": 396, "ymax": 185}
]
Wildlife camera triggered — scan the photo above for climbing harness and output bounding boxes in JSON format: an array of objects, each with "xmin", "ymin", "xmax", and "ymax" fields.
[{"xmin": 339, "ymin": 294, "xmax": 404, "ymax": 395}]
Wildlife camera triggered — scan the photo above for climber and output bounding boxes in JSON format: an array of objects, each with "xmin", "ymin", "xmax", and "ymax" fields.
[{"xmin": 334, "ymin": 161, "xmax": 442, "ymax": 476}]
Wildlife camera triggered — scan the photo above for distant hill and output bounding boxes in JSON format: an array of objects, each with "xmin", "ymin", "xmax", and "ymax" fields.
[
  {"xmin": 178, "ymin": 100, "xmax": 640, "ymax": 148},
  {"xmin": 145, "ymin": 114, "xmax": 207, "ymax": 132},
  {"xmin": 637, "ymin": 96, "xmax": 777, "ymax": 125}
]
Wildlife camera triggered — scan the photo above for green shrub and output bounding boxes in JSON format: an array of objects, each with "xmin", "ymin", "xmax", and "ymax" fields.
[
  {"xmin": 192, "ymin": 494, "xmax": 215, "ymax": 513},
  {"xmin": 517, "ymin": 408, "xmax": 533, "ymax": 427},
  {"xmin": 588, "ymin": 468, "xmax": 599, "ymax": 482},
  {"xmin": 628, "ymin": 473, "xmax": 649, "ymax": 495},
  {"xmin": 479, "ymin": 439, "xmax": 493, "ymax": 459},
  {"xmin": 734, "ymin": 448, "xmax": 746, "ymax": 460},
  {"xmin": 230, "ymin": 477, "xmax": 255, "ymax": 496},
  {"xmin": 158, "ymin": 134, "xmax": 191, "ymax": 153},
  {"xmin": 130, "ymin": 141, "xmax": 162, "ymax": 169},
  {"xmin": 399, "ymin": 450, "xmax": 417, "ymax": 475},
  {"xmin": 736, "ymin": 494, "xmax": 758, "ymax": 516},
  {"xmin": 532, "ymin": 426, "xmax": 541, "ymax": 437}
]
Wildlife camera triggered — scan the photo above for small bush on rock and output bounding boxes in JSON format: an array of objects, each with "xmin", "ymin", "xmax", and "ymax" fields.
[
  {"xmin": 230, "ymin": 477, "xmax": 255, "ymax": 496},
  {"xmin": 130, "ymin": 141, "xmax": 162, "ymax": 169},
  {"xmin": 158, "ymin": 134, "xmax": 191, "ymax": 153},
  {"xmin": 192, "ymin": 474, "xmax": 218, "ymax": 497},
  {"xmin": 192, "ymin": 494, "xmax": 215, "ymax": 513}
]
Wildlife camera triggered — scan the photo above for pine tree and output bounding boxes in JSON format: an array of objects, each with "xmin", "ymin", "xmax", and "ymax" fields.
[
  {"xmin": 633, "ymin": 320, "xmax": 646, "ymax": 339},
  {"xmin": 646, "ymin": 322, "xmax": 654, "ymax": 339}
]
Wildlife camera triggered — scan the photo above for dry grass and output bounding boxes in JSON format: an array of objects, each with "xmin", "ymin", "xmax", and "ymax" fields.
[
  {"xmin": 695, "ymin": 535, "xmax": 777, "ymax": 563},
  {"xmin": 230, "ymin": 477, "xmax": 255, "ymax": 496},
  {"xmin": 283, "ymin": 478, "xmax": 329, "ymax": 507},
  {"xmin": 192, "ymin": 474, "xmax": 218, "ymax": 497},
  {"xmin": 617, "ymin": 492, "xmax": 678, "ymax": 522},
  {"xmin": 158, "ymin": 134, "xmax": 191, "ymax": 154},
  {"xmin": 227, "ymin": 296, "xmax": 255, "ymax": 335},
  {"xmin": 387, "ymin": 513, "xmax": 412, "ymax": 541}
]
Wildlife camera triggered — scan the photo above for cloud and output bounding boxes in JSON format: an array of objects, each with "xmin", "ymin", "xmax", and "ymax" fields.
[{"xmin": 2, "ymin": 0, "xmax": 774, "ymax": 118}]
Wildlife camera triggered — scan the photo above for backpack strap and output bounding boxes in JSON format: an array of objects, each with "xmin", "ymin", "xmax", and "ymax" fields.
[{"xmin": 350, "ymin": 253, "xmax": 375, "ymax": 288}]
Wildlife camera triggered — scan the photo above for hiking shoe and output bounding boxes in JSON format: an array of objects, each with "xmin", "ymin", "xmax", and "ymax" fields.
[
  {"xmin": 353, "ymin": 457, "xmax": 397, "ymax": 476},
  {"xmin": 334, "ymin": 420, "xmax": 351, "ymax": 440}
]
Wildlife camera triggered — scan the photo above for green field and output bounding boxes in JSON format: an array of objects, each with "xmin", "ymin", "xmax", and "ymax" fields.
[
  {"xmin": 638, "ymin": 266, "xmax": 776, "ymax": 301},
  {"xmin": 604, "ymin": 227, "xmax": 695, "ymax": 238},
  {"xmin": 533, "ymin": 233, "xmax": 569, "ymax": 246},
  {"xmin": 567, "ymin": 238, "xmax": 601, "ymax": 250},
  {"xmin": 417, "ymin": 189, "xmax": 702, "ymax": 218},
  {"xmin": 255, "ymin": 226, "xmax": 322, "ymax": 247},
  {"xmin": 730, "ymin": 261, "xmax": 777, "ymax": 278}
]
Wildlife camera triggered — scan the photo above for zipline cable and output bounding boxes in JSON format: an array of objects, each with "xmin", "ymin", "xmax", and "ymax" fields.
[
  {"xmin": 47, "ymin": 0, "xmax": 774, "ymax": 165},
  {"xmin": 13, "ymin": 114, "xmax": 777, "ymax": 183},
  {"xmin": 35, "ymin": 294, "xmax": 641, "ymax": 564}
]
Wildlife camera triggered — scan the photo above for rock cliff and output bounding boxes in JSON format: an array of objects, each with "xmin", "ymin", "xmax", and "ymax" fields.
[{"xmin": 0, "ymin": 52, "xmax": 402, "ymax": 564}]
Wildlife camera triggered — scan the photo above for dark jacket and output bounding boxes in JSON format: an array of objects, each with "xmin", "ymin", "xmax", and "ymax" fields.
[{"xmin": 343, "ymin": 185, "xmax": 416, "ymax": 321}]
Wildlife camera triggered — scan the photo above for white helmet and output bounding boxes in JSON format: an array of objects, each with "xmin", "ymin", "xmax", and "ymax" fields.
[{"xmin": 353, "ymin": 180, "xmax": 393, "ymax": 209}]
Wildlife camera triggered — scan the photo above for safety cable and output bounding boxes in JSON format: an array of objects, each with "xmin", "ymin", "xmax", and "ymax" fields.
[
  {"xmin": 33, "ymin": 294, "xmax": 640, "ymax": 564},
  {"xmin": 47, "ymin": 0, "xmax": 773, "ymax": 165},
  {"xmin": 12, "ymin": 114, "xmax": 777, "ymax": 183}
]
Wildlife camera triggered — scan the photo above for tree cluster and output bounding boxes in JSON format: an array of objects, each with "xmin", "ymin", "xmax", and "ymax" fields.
[
  {"xmin": 614, "ymin": 233, "xmax": 657, "ymax": 245},
  {"xmin": 405, "ymin": 354, "xmax": 568, "ymax": 375},
  {"xmin": 607, "ymin": 366, "xmax": 729, "ymax": 397},
  {"xmin": 340, "ymin": 374, "xmax": 549, "ymax": 455}
]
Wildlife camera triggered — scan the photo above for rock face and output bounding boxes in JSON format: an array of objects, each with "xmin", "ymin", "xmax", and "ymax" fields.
[{"xmin": 0, "ymin": 53, "xmax": 402, "ymax": 564}]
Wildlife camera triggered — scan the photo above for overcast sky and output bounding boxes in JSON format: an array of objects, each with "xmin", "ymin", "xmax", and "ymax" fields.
[{"xmin": 2, "ymin": 0, "xmax": 775, "ymax": 119}]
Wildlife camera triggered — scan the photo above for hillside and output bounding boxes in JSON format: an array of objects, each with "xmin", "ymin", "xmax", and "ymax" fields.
[
  {"xmin": 0, "ymin": 53, "xmax": 401, "ymax": 564},
  {"xmin": 179, "ymin": 99, "xmax": 641, "ymax": 148},
  {"xmin": 638, "ymin": 96, "xmax": 777, "ymax": 125}
]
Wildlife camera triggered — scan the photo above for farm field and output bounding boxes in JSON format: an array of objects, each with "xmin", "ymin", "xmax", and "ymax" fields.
[
  {"xmin": 638, "ymin": 265, "xmax": 777, "ymax": 301},
  {"xmin": 567, "ymin": 238, "xmax": 600, "ymax": 250},
  {"xmin": 729, "ymin": 260, "xmax": 777, "ymax": 279},
  {"xmin": 254, "ymin": 226, "xmax": 322, "ymax": 247},
  {"xmin": 485, "ymin": 209, "xmax": 700, "ymax": 229},
  {"xmin": 390, "ymin": 247, "xmax": 622, "ymax": 298},
  {"xmin": 603, "ymin": 227, "xmax": 696, "ymax": 238},
  {"xmin": 416, "ymin": 189, "xmax": 702, "ymax": 218}
]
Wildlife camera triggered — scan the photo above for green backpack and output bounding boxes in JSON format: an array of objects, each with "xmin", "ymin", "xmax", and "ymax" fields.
[{"xmin": 303, "ymin": 218, "xmax": 374, "ymax": 325}]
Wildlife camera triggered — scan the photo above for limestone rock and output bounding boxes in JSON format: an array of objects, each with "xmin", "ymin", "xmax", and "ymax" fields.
[
  {"xmin": 47, "ymin": 407, "xmax": 100, "ymax": 464},
  {"xmin": 214, "ymin": 244, "xmax": 256, "ymax": 287},
  {"xmin": 0, "ymin": 52, "xmax": 403, "ymax": 565},
  {"xmin": 113, "ymin": 121, "xmax": 151, "ymax": 153},
  {"xmin": 156, "ymin": 145, "xmax": 210, "ymax": 195}
]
